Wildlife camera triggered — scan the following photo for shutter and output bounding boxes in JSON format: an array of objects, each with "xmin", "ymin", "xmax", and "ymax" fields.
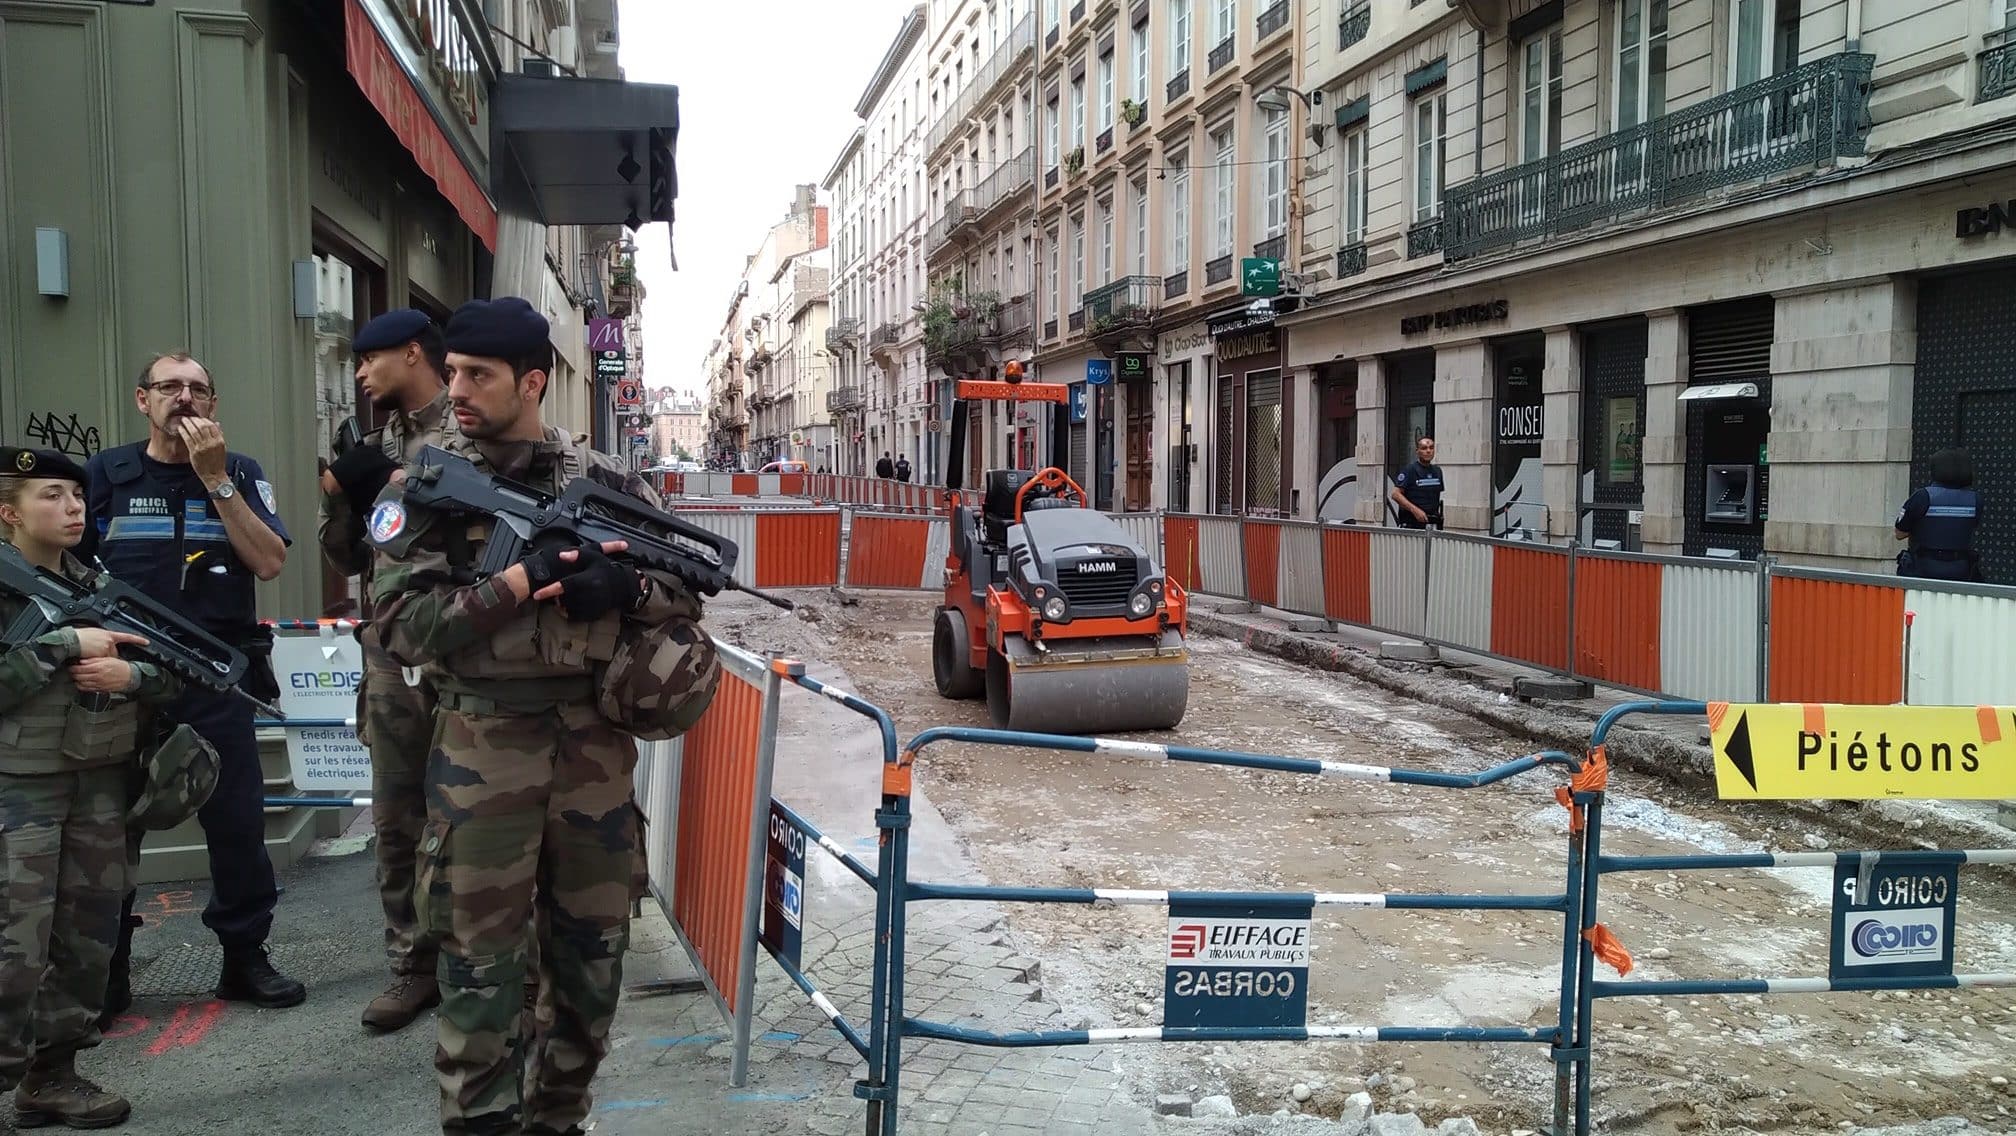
[
  {"xmin": 1688, "ymin": 299, "xmax": 1775, "ymax": 383},
  {"xmin": 1069, "ymin": 421, "xmax": 1088, "ymax": 481}
]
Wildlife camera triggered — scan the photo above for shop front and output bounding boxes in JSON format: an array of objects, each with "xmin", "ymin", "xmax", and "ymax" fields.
[
  {"xmin": 1679, "ymin": 298, "xmax": 1775, "ymax": 559},
  {"xmin": 1912, "ymin": 258, "xmax": 2016, "ymax": 583},
  {"xmin": 1578, "ymin": 319, "xmax": 1647, "ymax": 548},
  {"xmin": 1312, "ymin": 361, "xmax": 1359, "ymax": 523},
  {"xmin": 1207, "ymin": 301, "xmax": 1291, "ymax": 517},
  {"xmin": 1157, "ymin": 320, "xmax": 1212, "ymax": 513},
  {"xmin": 1491, "ymin": 336, "xmax": 1545, "ymax": 538}
]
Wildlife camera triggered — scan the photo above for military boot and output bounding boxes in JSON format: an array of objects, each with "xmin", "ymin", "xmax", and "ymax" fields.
[
  {"xmin": 95, "ymin": 912, "xmax": 143, "ymax": 1031},
  {"xmin": 360, "ymin": 973, "xmax": 439, "ymax": 1033},
  {"xmin": 12, "ymin": 1051, "xmax": 130, "ymax": 1129},
  {"xmin": 215, "ymin": 946, "xmax": 306, "ymax": 1009}
]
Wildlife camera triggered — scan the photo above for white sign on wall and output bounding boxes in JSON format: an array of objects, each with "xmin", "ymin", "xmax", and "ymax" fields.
[{"xmin": 273, "ymin": 627, "xmax": 372, "ymax": 792}]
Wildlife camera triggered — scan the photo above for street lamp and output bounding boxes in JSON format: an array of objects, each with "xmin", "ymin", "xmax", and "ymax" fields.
[{"xmin": 1254, "ymin": 84, "xmax": 1326, "ymax": 145}]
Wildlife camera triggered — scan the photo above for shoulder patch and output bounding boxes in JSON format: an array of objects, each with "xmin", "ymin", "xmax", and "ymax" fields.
[
  {"xmin": 256, "ymin": 479, "xmax": 277, "ymax": 513},
  {"xmin": 368, "ymin": 499, "xmax": 408, "ymax": 545}
]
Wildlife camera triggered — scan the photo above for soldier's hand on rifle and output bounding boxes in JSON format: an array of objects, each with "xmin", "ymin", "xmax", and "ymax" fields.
[
  {"xmin": 70, "ymin": 656, "xmax": 140, "ymax": 694},
  {"xmin": 326, "ymin": 445, "xmax": 400, "ymax": 512},
  {"xmin": 74, "ymin": 627, "xmax": 149, "ymax": 659},
  {"xmin": 532, "ymin": 544, "xmax": 644, "ymax": 622}
]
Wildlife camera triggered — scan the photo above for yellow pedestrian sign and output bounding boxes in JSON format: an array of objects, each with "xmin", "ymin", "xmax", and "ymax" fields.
[{"xmin": 1707, "ymin": 702, "xmax": 2016, "ymax": 800}]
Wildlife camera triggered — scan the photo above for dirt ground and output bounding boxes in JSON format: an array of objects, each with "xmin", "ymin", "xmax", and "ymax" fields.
[{"xmin": 708, "ymin": 590, "xmax": 2016, "ymax": 1134}]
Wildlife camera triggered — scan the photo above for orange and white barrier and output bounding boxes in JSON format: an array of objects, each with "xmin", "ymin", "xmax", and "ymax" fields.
[
  {"xmin": 674, "ymin": 507, "xmax": 844, "ymax": 590},
  {"xmin": 842, "ymin": 512, "xmax": 949, "ymax": 590}
]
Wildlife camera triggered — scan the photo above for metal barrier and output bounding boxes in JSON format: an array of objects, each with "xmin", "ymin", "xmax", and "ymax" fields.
[
  {"xmin": 675, "ymin": 506, "xmax": 845, "ymax": 590},
  {"xmin": 842, "ymin": 511, "xmax": 949, "ymax": 591}
]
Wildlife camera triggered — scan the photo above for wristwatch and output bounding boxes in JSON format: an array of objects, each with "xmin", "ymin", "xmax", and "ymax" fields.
[{"xmin": 207, "ymin": 480, "xmax": 237, "ymax": 502}]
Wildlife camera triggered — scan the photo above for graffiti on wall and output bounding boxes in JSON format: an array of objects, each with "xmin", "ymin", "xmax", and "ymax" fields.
[{"xmin": 21, "ymin": 412, "xmax": 102, "ymax": 459}]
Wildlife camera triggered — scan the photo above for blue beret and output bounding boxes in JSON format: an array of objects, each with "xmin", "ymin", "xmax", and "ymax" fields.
[
  {"xmin": 352, "ymin": 308, "xmax": 435, "ymax": 354},
  {"xmin": 2, "ymin": 447, "xmax": 87, "ymax": 486},
  {"xmin": 443, "ymin": 296, "xmax": 549, "ymax": 361}
]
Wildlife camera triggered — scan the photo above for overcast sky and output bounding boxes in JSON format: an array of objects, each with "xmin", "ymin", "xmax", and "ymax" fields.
[{"xmin": 617, "ymin": 0, "xmax": 916, "ymax": 400}]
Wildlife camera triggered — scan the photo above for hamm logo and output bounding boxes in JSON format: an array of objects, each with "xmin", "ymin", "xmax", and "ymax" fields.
[{"xmin": 1077, "ymin": 561, "xmax": 1119, "ymax": 574}]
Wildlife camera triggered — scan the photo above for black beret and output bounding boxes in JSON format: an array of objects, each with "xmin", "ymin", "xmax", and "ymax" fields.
[
  {"xmin": 443, "ymin": 296, "xmax": 549, "ymax": 361},
  {"xmin": 2, "ymin": 447, "xmax": 87, "ymax": 486},
  {"xmin": 352, "ymin": 308, "xmax": 435, "ymax": 355}
]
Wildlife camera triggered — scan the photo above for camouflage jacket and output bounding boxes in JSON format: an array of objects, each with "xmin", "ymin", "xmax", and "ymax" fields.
[
  {"xmin": 363, "ymin": 426, "xmax": 700, "ymax": 700},
  {"xmin": 0, "ymin": 550, "xmax": 183, "ymax": 775},
  {"xmin": 318, "ymin": 389, "xmax": 455, "ymax": 582}
]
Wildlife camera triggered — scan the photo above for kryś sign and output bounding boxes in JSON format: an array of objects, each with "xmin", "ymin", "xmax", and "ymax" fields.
[
  {"xmin": 1829, "ymin": 855, "xmax": 1958, "ymax": 981},
  {"xmin": 1163, "ymin": 901, "xmax": 1312, "ymax": 1029},
  {"xmin": 345, "ymin": 0, "xmax": 498, "ymax": 251},
  {"xmin": 1708, "ymin": 702, "xmax": 2016, "ymax": 800}
]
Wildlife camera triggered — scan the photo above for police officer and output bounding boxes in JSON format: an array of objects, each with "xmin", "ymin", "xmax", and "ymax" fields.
[
  {"xmin": 317, "ymin": 310, "xmax": 455, "ymax": 1032},
  {"xmin": 1390, "ymin": 435, "xmax": 1445, "ymax": 529},
  {"xmin": 1895, "ymin": 447, "xmax": 1984, "ymax": 582},
  {"xmin": 85, "ymin": 351, "xmax": 307, "ymax": 1015},
  {"xmin": 365, "ymin": 297, "xmax": 717, "ymax": 1136}
]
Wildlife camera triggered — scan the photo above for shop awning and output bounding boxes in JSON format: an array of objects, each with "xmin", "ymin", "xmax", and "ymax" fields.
[
  {"xmin": 491, "ymin": 73, "xmax": 680, "ymax": 235},
  {"xmin": 1678, "ymin": 381, "xmax": 1761, "ymax": 401}
]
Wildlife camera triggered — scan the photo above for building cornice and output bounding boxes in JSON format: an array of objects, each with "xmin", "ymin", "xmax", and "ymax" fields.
[
  {"xmin": 855, "ymin": 4, "xmax": 929, "ymax": 118},
  {"xmin": 823, "ymin": 128, "xmax": 865, "ymax": 189}
]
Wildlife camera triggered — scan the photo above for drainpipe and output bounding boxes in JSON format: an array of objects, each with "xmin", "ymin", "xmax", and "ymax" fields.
[
  {"xmin": 1844, "ymin": 0, "xmax": 1862, "ymax": 52},
  {"xmin": 1474, "ymin": 28, "xmax": 1486, "ymax": 174}
]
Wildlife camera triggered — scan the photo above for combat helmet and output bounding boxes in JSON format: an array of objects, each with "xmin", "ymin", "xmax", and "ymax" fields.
[
  {"xmin": 130, "ymin": 723, "xmax": 221, "ymax": 830},
  {"xmin": 595, "ymin": 615, "xmax": 722, "ymax": 741}
]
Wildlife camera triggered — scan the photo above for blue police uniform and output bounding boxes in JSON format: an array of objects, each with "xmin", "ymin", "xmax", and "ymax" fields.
[
  {"xmin": 82, "ymin": 442, "xmax": 300, "ymax": 997},
  {"xmin": 1895, "ymin": 483, "xmax": 1983, "ymax": 582},
  {"xmin": 1394, "ymin": 459, "xmax": 1445, "ymax": 529}
]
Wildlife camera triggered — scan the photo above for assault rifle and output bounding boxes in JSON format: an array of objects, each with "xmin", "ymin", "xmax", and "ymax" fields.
[
  {"xmin": 398, "ymin": 445, "xmax": 796, "ymax": 611},
  {"xmin": 0, "ymin": 542, "xmax": 285, "ymax": 718}
]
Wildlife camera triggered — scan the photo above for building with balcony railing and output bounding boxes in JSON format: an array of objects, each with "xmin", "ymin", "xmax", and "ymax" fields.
[{"xmin": 1275, "ymin": 0, "xmax": 2016, "ymax": 582}]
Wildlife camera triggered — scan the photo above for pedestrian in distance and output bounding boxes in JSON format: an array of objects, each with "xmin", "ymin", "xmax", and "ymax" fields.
[
  {"xmin": 316, "ymin": 309, "xmax": 457, "ymax": 1034},
  {"xmin": 363, "ymin": 296, "xmax": 721, "ymax": 1136},
  {"xmin": 1390, "ymin": 435, "xmax": 1445, "ymax": 530},
  {"xmin": 84, "ymin": 352, "xmax": 306, "ymax": 1021},
  {"xmin": 895, "ymin": 455, "xmax": 912, "ymax": 483},
  {"xmin": 876, "ymin": 451, "xmax": 895, "ymax": 479},
  {"xmin": 0, "ymin": 446, "xmax": 211, "ymax": 1130},
  {"xmin": 1895, "ymin": 447, "xmax": 1984, "ymax": 582}
]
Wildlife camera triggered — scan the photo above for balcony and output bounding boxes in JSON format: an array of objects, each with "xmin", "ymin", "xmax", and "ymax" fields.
[
  {"xmin": 1339, "ymin": 4, "xmax": 1370, "ymax": 50},
  {"xmin": 1096, "ymin": 126, "xmax": 1113, "ymax": 154},
  {"xmin": 825, "ymin": 316, "xmax": 862, "ymax": 352},
  {"xmin": 1083, "ymin": 275, "xmax": 1159, "ymax": 340},
  {"xmin": 1164, "ymin": 270, "xmax": 1189, "ymax": 298},
  {"xmin": 1443, "ymin": 51, "xmax": 1875, "ymax": 262},
  {"xmin": 1205, "ymin": 254, "xmax": 1233, "ymax": 285},
  {"xmin": 1068, "ymin": 309, "xmax": 1085, "ymax": 333},
  {"xmin": 993, "ymin": 293, "xmax": 1036, "ymax": 345},
  {"xmin": 826, "ymin": 386, "xmax": 862, "ymax": 413},
  {"xmin": 1335, "ymin": 242, "xmax": 1368, "ymax": 280},
  {"xmin": 1208, "ymin": 37, "xmax": 1235, "ymax": 75},
  {"xmin": 1256, "ymin": 0, "xmax": 1289, "ymax": 42},
  {"xmin": 927, "ymin": 191, "xmax": 978, "ymax": 254},
  {"xmin": 975, "ymin": 148, "xmax": 1034, "ymax": 214},
  {"xmin": 1167, "ymin": 69, "xmax": 1190, "ymax": 103},
  {"xmin": 1253, "ymin": 234, "xmax": 1286, "ymax": 261},
  {"xmin": 871, "ymin": 321, "xmax": 904, "ymax": 350},
  {"xmin": 1406, "ymin": 217, "xmax": 1443, "ymax": 258},
  {"xmin": 1982, "ymin": 28, "xmax": 2016, "ymax": 103},
  {"xmin": 925, "ymin": 12, "xmax": 1038, "ymax": 158}
]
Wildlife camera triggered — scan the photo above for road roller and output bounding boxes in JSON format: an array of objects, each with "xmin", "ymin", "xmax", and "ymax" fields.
[{"xmin": 929, "ymin": 376, "xmax": 1190, "ymax": 735}]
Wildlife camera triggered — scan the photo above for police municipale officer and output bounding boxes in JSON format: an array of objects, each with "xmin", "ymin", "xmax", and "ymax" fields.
[
  {"xmin": 0, "ymin": 447, "xmax": 194, "ymax": 1128},
  {"xmin": 1894, "ymin": 447, "xmax": 1984, "ymax": 582},
  {"xmin": 83, "ymin": 353, "xmax": 306, "ymax": 1017},
  {"xmin": 362, "ymin": 297, "xmax": 718, "ymax": 1135}
]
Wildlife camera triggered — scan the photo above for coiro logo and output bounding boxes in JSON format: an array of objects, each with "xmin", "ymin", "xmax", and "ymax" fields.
[
  {"xmin": 1852, "ymin": 917, "xmax": 1939, "ymax": 959},
  {"xmin": 1169, "ymin": 924, "xmax": 1206, "ymax": 960}
]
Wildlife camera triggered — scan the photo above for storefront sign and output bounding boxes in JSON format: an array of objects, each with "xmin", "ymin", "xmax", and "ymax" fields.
[
  {"xmin": 345, "ymin": 0, "xmax": 498, "ymax": 250},
  {"xmin": 1217, "ymin": 330, "xmax": 1278, "ymax": 362},
  {"xmin": 1955, "ymin": 199, "xmax": 2015, "ymax": 239},
  {"xmin": 1401, "ymin": 299, "xmax": 1510, "ymax": 336},
  {"xmin": 386, "ymin": 0, "xmax": 487, "ymax": 134},
  {"xmin": 1116, "ymin": 352, "xmax": 1151, "ymax": 380},
  {"xmin": 1208, "ymin": 300, "xmax": 1279, "ymax": 340},
  {"xmin": 1160, "ymin": 325, "xmax": 1210, "ymax": 355}
]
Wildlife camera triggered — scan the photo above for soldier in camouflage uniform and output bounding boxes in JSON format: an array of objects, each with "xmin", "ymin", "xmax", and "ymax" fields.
[
  {"xmin": 364, "ymin": 297, "xmax": 713, "ymax": 1136},
  {"xmin": 0, "ymin": 447, "xmax": 186, "ymax": 1129},
  {"xmin": 317, "ymin": 309, "xmax": 457, "ymax": 1033}
]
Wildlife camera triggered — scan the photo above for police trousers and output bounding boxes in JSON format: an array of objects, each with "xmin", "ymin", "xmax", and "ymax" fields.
[{"xmin": 0, "ymin": 766, "xmax": 130, "ymax": 1088}]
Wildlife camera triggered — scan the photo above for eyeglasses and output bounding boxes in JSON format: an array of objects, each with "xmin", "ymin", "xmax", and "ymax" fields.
[{"xmin": 145, "ymin": 381, "xmax": 215, "ymax": 401}]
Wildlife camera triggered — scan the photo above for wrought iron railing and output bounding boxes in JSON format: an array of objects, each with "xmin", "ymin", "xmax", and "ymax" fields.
[
  {"xmin": 925, "ymin": 12, "xmax": 1038, "ymax": 158},
  {"xmin": 1253, "ymin": 235, "xmax": 1285, "ymax": 260},
  {"xmin": 1164, "ymin": 269, "xmax": 1189, "ymax": 298},
  {"xmin": 1096, "ymin": 126, "xmax": 1113, "ymax": 154},
  {"xmin": 1443, "ymin": 51, "xmax": 1875, "ymax": 261},
  {"xmin": 1208, "ymin": 37, "xmax": 1235, "ymax": 74},
  {"xmin": 1339, "ymin": 4, "xmax": 1370, "ymax": 50},
  {"xmin": 976, "ymin": 149, "xmax": 1035, "ymax": 213},
  {"xmin": 825, "ymin": 387, "xmax": 861, "ymax": 413},
  {"xmin": 1982, "ymin": 28, "xmax": 2016, "ymax": 103},
  {"xmin": 871, "ymin": 320, "xmax": 904, "ymax": 349},
  {"xmin": 1406, "ymin": 217, "xmax": 1443, "ymax": 258},
  {"xmin": 1083, "ymin": 275, "xmax": 1159, "ymax": 334},
  {"xmin": 1205, "ymin": 254, "xmax": 1233, "ymax": 284},
  {"xmin": 994, "ymin": 293, "xmax": 1036, "ymax": 343},
  {"xmin": 824, "ymin": 317, "xmax": 861, "ymax": 352},
  {"xmin": 927, "ymin": 191, "xmax": 977, "ymax": 254},
  {"xmin": 1256, "ymin": 0, "xmax": 1289, "ymax": 41},
  {"xmin": 1167, "ymin": 69, "xmax": 1191, "ymax": 102},
  {"xmin": 1335, "ymin": 242, "xmax": 1367, "ymax": 279},
  {"xmin": 1045, "ymin": 165, "xmax": 1060, "ymax": 190},
  {"xmin": 1044, "ymin": 318, "xmax": 1059, "ymax": 339}
]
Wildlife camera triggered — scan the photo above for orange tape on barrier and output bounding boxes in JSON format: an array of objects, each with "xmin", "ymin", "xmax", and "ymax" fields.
[
  {"xmin": 670, "ymin": 669, "xmax": 765, "ymax": 1015},
  {"xmin": 1584, "ymin": 924, "xmax": 1634, "ymax": 977},
  {"xmin": 1554, "ymin": 744, "xmax": 1611, "ymax": 833}
]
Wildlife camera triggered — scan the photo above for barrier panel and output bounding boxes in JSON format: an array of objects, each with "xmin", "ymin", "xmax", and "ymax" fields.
[
  {"xmin": 843, "ymin": 511, "xmax": 949, "ymax": 591},
  {"xmin": 676, "ymin": 506, "xmax": 844, "ymax": 590}
]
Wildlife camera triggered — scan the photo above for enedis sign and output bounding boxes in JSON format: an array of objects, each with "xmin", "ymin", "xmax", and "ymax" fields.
[{"xmin": 1708, "ymin": 702, "xmax": 2016, "ymax": 800}]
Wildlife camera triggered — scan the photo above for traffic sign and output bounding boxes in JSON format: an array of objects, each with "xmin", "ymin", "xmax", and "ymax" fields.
[
  {"xmin": 1085, "ymin": 358, "xmax": 1112, "ymax": 386},
  {"xmin": 1708, "ymin": 702, "xmax": 2016, "ymax": 800},
  {"xmin": 1164, "ymin": 900, "xmax": 1311, "ymax": 1029}
]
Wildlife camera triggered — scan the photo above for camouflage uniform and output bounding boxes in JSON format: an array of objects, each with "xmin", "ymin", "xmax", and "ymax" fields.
[
  {"xmin": 318, "ymin": 390, "xmax": 451, "ymax": 984},
  {"xmin": 0, "ymin": 552, "xmax": 182, "ymax": 1092},
  {"xmin": 366, "ymin": 427, "xmax": 699, "ymax": 1135}
]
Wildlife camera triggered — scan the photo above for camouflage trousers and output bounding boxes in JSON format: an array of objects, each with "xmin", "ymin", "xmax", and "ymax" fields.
[
  {"xmin": 0, "ymin": 766, "xmax": 130, "ymax": 1090},
  {"xmin": 361, "ymin": 647, "xmax": 439, "ymax": 978},
  {"xmin": 417, "ymin": 701, "xmax": 640, "ymax": 1135}
]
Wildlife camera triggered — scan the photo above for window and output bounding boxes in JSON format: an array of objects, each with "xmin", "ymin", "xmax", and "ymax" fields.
[
  {"xmin": 1519, "ymin": 29, "xmax": 1563, "ymax": 162},
  {"xmin": 1047, "ymin": 96, "xmax": 1060, "ymax": 166},
  {"xmin": 1099, "ymin": 51, "xmax": 1115, "ymax": 131},
  {"xmin": 1616, "ymin": 0, "xmax": 1669, "ymax": 131},
  {"xmin": 1730, "ymin": 0, "xmax": 1802, "ymax": 87},
  {"xmin": 1046, "ymin": 228, "xmax": 1060, "ymax": 319},
  {"xmin": 1097, "ymin": 197, "xmax": 1115, "ymax": 281},
  {"xmin": 1131, "ymin": 176, "xmax": 1150, "ymax": 275},
  {"xmin": 1213, "ymin": 0, "xmax": 1235, "ymax": 45},
  {"xmin": 1070, "ymin": 76, "xmax": 1086, "ymax": 149},
  {"xmin": 1261, "ymin": 107, "xmax": 1288, "ymax": 238},
  {"xmin": 1046, "ymin": 0, "xmax": 1058, "ymax": 29},
  {"xmin": 1069, "ymin": 217, "xmax": 1086, "ymax": 308},
  {"xmin": 1339, "ymin": 128, "xmax": 1367, "ymax": 243},
  {"xmin": 1170, "ymin": 0, "xmax": 1191, "ymax": 74},
  {"xmin": 1166, "ymin": 153, "xmax": 1190, "ymax": 271},
  {"xmin": 1210, "ymin": 125, "xmax": 1234, "ymax": 257},
  {"xmin": 1411, "ymin": 91, "xmax": 1445, "ymax": 221},
  {"xmin": 1132, "ymin": 20, "xmax": 1150, "ymax": 104}
]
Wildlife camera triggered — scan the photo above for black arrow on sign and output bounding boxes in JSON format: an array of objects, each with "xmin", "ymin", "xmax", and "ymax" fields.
[{"xmin": 1723, "ymin": 712, "xmax": 1759, "ymax": 793}]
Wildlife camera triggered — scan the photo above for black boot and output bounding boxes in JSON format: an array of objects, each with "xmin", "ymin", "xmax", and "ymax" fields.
[
  {"xmin": 215, "ymin": 946, "xmax": 306, "ymax": 1009},
  {"xmin": 97, "ymin": 901, "xmax": 142, "ymax": 1031}
]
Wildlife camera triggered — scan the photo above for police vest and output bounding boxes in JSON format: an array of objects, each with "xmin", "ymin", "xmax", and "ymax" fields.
[
  {"xmin": 1400, "ymin": 462, "xmax": 1444, "ymax": 509},
  {"xmin": 1914, "ymin": 485, "xmax": 1980, "ymax": 553},
  {"xmin": 0, "ymin": 565, "xmax": 147, "ymax": 775},
  {"xmin": 93, "ymin": 444, "xmax": 263, "ymax": 639}
]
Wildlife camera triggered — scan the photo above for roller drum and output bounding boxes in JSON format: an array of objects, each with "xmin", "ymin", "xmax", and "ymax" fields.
[{"xmin": 985, "ymin": 629, "xmax": 1189, "ymax": 735}]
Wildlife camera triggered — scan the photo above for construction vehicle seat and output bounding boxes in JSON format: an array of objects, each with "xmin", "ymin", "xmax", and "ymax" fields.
[{"xmin": 982, "ymin": 470, "xmax": 1033, "ymax": 544}]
